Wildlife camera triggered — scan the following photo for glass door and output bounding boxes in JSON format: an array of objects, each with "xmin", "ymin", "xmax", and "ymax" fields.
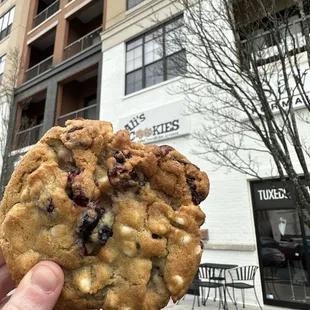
[{"xmin": 256, "ymin": 209, "xmax": 310, "ymax": 307}]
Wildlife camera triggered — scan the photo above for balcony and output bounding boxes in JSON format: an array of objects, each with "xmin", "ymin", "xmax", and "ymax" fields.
[
  {"xmin": 34, "ymin": 0, "xmax": 60, "ymax": 28},
  {"xmin": 240, "ymin": 14, "xmax": 308, "ymax": 66},
  {"xmin": 57, "ymin": 66, "xmax": 98, "ymax": 126},
  {"xmin": 25, "ymin": 56, "xmax": 53, "ymax": 81},
  {"xmin": 13, "ymin": 91, "xmax": 46, "ymax": 151},
  {"xmin": 14, "ymin": 124, "xmax": 44, "ymax": 150},
  {"xmin": 58, "ymin": 104, "xmax": 97, "ymax": 126},
  {"xmin": 64, "ymin": 27, "xmax": 102, "ymax": 60}
]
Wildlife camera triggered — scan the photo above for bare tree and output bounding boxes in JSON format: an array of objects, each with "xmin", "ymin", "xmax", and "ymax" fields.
[
  {"xmin": 0, "ymin": 48, "xmax": 21, "ymax": 195},
  {"xmin": 155, "ymin": 0, "xmax": 310, "ymax": 223}
]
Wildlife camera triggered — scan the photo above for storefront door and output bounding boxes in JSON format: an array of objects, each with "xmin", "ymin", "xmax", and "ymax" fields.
[{"xmin": 252, "ymin": 180, "xmax": 310, "ymax": 309}]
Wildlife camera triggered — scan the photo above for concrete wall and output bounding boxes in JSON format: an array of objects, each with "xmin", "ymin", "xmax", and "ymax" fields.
[{"xmin": 100, "ymin": 38, "xmax": 262, "ymax": 306}]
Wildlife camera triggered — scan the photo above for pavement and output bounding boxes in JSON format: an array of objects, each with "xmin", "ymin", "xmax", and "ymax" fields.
[{"xmin": 163, "ymin": 296, "xmax": 295, "ymax": 310}]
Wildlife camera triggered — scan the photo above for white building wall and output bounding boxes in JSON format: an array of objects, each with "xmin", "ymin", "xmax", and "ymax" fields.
[{"xmin": 100, "ymin": 40, "xmax": 264, "ymax": 305}]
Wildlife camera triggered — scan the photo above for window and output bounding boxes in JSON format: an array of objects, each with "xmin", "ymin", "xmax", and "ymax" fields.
[
  {"xmin": 234, "ymin": 0, "xmax": 308, "ymax": 66},
  {"xmin": 0, "ymin": 6, "xmax": 15, "ymax": 40},
  {"xmin": 125, "ymin": 16, "xmax": 186, "ymax": 95},
  {"xmin": 0, "ymin": 54, "xmax": 6, "ymax": 86},
  {"xmin": 127, "ymin": 0, "xmax": 144, "ymax": 10}
]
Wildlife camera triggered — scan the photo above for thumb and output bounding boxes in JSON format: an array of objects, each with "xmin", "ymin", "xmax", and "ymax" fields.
[{"xmin": 3, "ymin": 261, "xmax": 64, "ymax": 310}]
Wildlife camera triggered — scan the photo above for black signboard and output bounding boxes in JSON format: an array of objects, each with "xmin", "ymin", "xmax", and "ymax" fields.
[{"xmin": 252, "ymin": 178, "xmax": 310, "ymax": 210}]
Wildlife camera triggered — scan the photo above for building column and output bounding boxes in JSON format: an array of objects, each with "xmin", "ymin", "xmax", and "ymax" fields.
[
  {"xmin": 96, "ymin": 58, "xmax": 102, "ymax": 120},
  {"xmin": 53, "ymin": 0, "xmax": 69, "ymax": 65},
  {"xmin": 17, "ymin": 0, "xmax": 39, "ymax": 86},
  {"xmin": 43, "ymin": 81, "xmax": 58, "ymax": 132}
]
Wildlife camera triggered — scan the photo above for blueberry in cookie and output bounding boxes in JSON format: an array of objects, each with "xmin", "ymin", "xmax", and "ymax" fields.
[{"xmin": 0, "ymin": 119, "xmax": 209, "ymax": 310}]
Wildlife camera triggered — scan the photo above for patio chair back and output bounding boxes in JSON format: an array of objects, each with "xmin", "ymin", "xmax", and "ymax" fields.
[
  {"xmin": 227, "ymin": 265, "xmax": 258, "ymax": 283},
  {"xmin": 198, "ymin": 265, "xmax": 216, "ymax": 281}
]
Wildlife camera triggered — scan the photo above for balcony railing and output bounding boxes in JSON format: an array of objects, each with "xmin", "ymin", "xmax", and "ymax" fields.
[
  {"xmin": 58, "ymin": 104, "xmax": 97, "ymax": 126},
  {"xmin": 240, "ymin": 15, "xmax": 308, "ymax": 65},
  {"xmin": 14, "ymin": 124, "xmax": 44, "ymax": 150},
  {"xmin": 25, "ymin": 56, "xmax": 53, "ymax": 81},
  {"xmin": 64, "ymin": 27, "xmax": 102, "ymax": 60},
  {"xmin": 34, "ymin": 0, "xmax": 60, "ymax": 27}
]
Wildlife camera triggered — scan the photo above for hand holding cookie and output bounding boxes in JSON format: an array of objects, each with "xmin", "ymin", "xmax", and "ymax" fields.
[
  {"xmin": 0, "ymin": 247, "xmax": 64, "ymax": 310},
  {"xmin": 0, "ymin": 119, "xmax": 209, "ymax": 310}
]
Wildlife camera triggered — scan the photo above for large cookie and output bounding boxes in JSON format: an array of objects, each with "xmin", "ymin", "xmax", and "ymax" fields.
[{"xmin": 0, "ymin": 119, "xmax": 209, "ymax": 310}]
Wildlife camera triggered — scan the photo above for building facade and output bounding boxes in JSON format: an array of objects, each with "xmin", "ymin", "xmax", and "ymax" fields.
[
  {"xmin": 0, "ymin": 0, "xmax": 31, "ymax": 182},
  {"xmin": 1, "ymin": 0, "xmax": 310, "ymax": 309},
  {"xmin": 1, "ymin": 0, "xmax": 105, "ymax": 187},
  {"xmin": 100, "ymin": 0, "xmax": 310, "ymax": 309}
]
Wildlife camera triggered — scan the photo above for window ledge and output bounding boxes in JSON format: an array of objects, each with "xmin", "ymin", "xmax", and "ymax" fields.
[
  {"xmin": 203, "ymin": 242, "xmax": 256, "ymax": 252},
  {"xmin": 10, "ymin": 145, "xmax": 34, "ymax": 156},
  {"xmin": 27, "ymin": 10, "xmax": 61, "ymax": 35},
  {"xmin": 64, "ymin": 0, "xmax": 77, "ymax": 8},
  {"xmin": 123, "ymin": 76, "xmax": 182, "ymax": 100},
  {"xmin": 0, "ymin": 0, "xmax": 8, "ymax": 8}
]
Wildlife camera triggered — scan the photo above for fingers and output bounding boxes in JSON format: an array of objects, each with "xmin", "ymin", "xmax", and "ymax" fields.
[
  {"xmin": 0, "ymin": 248, "xmax": 5, "ymax": 266},
  {"xmin": 0, "ymin": 248, "xmax": 15, "ymax": 301},
  {"xmin": 3, "ymin": 261, "xmax": 64, "ymax": 310},
  {"xmin": 0, "ymin": 265, "xmax": 15, "ymax": 301}
]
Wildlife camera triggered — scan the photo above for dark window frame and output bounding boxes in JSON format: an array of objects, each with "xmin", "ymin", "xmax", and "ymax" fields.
[
  {"xmin": 126, "ymin": 0, "xmax": 144, "ymax": 10},
  {"xmin": 0, "ymin": 6, "xmax": 14, "ymax": 41},
  {"xmin": 0, "ymin": 54, "xmax": 6, "ymax": 86},
  {"xmin": 235, "ymin": 2, "xmax": 307, "ymax": 67},
  {"xmin": 125, "ymin": 15, "xmax": 186, "ymax": 95}
]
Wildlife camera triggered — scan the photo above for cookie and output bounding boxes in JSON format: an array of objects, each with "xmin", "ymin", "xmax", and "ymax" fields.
[{"xmin": 0, "ymin": 119, "xmax": 209, "ymax": 310}]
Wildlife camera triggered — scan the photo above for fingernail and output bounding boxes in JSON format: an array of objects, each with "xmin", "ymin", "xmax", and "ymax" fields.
[{"xmin": 31, "ymin": 265, "xmax": 59, "ymax": 293}]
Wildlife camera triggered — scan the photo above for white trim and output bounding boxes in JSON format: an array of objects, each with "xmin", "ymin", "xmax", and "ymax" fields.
[
  {"xmin": 101, "ymin": 0, "xmax": 182, "ymax": 52},
  {"xmin": 0, "ymin": 34, "xmax": 9, "ymax": 45},
  {"xmin": 64, "ymin": 0, "xmax": 78, "ymax": 8},
  {"xmin": 123, "ymin": 76, "xmax": 182, "ymax": 100},
  {"xmin": 102, "ymin": 0, "xmax": 171, "ymax": 39},
  {"xmin": 27, "ymin": 10, "xmax": 60, "ymax": 35},
  {"xmin": 0, "ymin": 0, "xmax": 8, "ymax": 9},
  {"xmin": 125, "ymin": 0, "xmax": 154, "ymax": 17},
  {"xmin": 64, "ymin": 0, "xmax": 92, "ymax": 19},
  {"xmin": 203, "ymin": 241, "xmax": 256, "ymax": 252},
  {"xmin": 10, "ymin": 145, "xmax": 33, "ymax": 156},
  {"xmin": 27, "ymin": 20, "xmax": 58, "ymax": 45}
]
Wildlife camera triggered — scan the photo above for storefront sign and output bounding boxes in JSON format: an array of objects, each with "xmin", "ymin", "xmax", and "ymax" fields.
[
  {"xmin": 118, "ymin": 102, "xmax": 190, "ymax": 144},
  {"xmin": 251, "ymin": 93, "xmax": 310, "ymax": 115},
  {"xmin": 252, "ymin": 179, "xmax": 310, "ymax": 210}
]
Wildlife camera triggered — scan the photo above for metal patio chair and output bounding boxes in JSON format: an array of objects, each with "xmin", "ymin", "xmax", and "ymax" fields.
[
  {"xmin": 177, "ymin": 271, "xmax": 201, "ymax": 309},
  {"xmin": 225, "ymin": 265, "xmax": 263, "ymax": 310},
  {"xmin": 197, "ymin": 265, "xmax": 225, "ymax": 310}
]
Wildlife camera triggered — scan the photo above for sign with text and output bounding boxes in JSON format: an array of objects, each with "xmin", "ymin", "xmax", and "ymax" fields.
[
  {"xmin": 252, "ymin": 179, "xmax": 310, "ymax": 210},
  {"xmin": 252, "ymin": 94, "xmax": 309, "ymax": 115},
  {"xmin": 118, "ymin": 102, "xmax": 190, "ymax": 144}
]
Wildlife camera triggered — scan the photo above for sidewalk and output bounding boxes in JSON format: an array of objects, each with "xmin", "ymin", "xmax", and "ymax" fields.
[{"xmin": 164, "ymin": 296, "xmax": 295, "ymax": 310}]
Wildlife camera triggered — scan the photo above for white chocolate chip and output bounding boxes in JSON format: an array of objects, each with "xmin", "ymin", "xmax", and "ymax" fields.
[
  {"xmin": 123, "ymin": 248, "xmax": 135, "ymax": 257},
  {"xmin": 78, "ymin": 277, "xmax": 91, "ymax": 293},
  {"xmin": 58, "ymin": 147, "xmax": 72, "ymax": 162},
  {"xmin": 182, "ymin": 234, "xmax": 191, "ymax": 244},
  {"xmin": 175, "ymin": 217, "xmax": 185, "ymax": 225},
  {"xmin": 51, "ymin": 225, "xmax": 67, "ymax": 237},
  {"xmin": 174, "ymin": 275, "xmax": 184, "ymax": 287},
  {"xmin": 98, "ymin": 175, "xmax": 109, "ymax": 184},
  {"xmin": 195, "ymin": 244, "xmax": 202, "ymax": 255},
  {"xmin": 120, "ymin": 225, "xmax": 134, "ymax": 236}
]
